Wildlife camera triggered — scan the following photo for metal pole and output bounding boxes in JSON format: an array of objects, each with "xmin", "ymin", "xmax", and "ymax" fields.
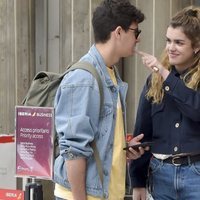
[{"xmin": 25, "ymin": 178, "xmax": 43, "ymax": 200}]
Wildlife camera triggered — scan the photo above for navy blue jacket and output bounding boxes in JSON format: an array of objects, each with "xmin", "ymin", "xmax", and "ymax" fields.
[{"xmin": 130, "ymin": 67, "xmax": 200, "ymax": 187}]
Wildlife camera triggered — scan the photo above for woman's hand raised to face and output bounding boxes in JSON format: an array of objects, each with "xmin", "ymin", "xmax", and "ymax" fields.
[{"xmin": 134, "ymin": 49, "xmax": 170, "ymax": 80}]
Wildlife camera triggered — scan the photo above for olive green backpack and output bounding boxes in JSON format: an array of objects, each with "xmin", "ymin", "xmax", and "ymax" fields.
[{"xmin": 22, "ymin": 61, "xmax": 104, "ymax": 185}]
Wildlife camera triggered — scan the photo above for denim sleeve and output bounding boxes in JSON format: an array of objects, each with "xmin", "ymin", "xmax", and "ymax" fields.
[
  {"xmin": 129, "ymin": 79, "xmax": 153, "ymax": 187},
  {"xmin": 54, "ymin": 69, "xmax": 101, "ymax": 160},
  {"xmin": 163, "ymin": 72, "xmax": 200, "ymax": 121}
]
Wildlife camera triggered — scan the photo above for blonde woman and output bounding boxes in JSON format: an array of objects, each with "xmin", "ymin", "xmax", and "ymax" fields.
[{"xmin": 130, "ymin": 6, "xmax": 200, "ymax": 200}]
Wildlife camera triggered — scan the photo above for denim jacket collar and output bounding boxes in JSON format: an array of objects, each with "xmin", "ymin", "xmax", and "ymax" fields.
[{"xmin": 89, "ymin": 44, "xmax": 122, "ymax": 88}]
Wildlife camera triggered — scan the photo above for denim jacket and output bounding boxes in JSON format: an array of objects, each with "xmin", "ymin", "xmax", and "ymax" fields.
[{"xmin": 53, "ymin": 44, "xmax": 128, "ymax": 199}]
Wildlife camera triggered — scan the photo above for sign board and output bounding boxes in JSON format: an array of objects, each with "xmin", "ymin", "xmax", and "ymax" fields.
[
  {"xmin": 0, "ymin": 189, "xmax": 24, "ymax": 200},
  {"xmin": 15, "ymin": 106, "xmax": 54, "ymax": 179}
]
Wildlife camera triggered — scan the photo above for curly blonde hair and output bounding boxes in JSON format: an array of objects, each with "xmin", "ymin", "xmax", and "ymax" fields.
[{"xmin": 146, "ymin": 6, "xmax": 200, "ymax": 104}]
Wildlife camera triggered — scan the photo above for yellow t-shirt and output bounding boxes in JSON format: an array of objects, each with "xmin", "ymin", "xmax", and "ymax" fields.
[
  {"xmin": 107, "ymin": 67, "xmax": 126, "ymax": 200},
  {"xmin": 54, "ymin": 67, "xmax": 126, "ymax": 200},
  {"xmin": 54, "ymin": 184, "xmax": 100, "ymax": 200}
]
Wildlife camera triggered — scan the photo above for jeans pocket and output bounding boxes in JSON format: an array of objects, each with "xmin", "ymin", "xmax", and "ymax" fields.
[
  {"xmin": 191, "ymin": 161, "xmax": 200, "ymax": 176},
  {"xmin": 148, "ymin": 157, "xmax": 162, "ymax": 194},
  {"xmin": 149, "ymin": 157, "xmax": 162, "ymax": 174}
]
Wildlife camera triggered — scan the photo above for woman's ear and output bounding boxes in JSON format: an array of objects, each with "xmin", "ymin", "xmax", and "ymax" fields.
[
  {"xmin": 194, "ymin": 44, "xmax": 200, "ymax": 54},
  {"xmin": 194, "ymin": 48, "xmax": 200, "ymax": 54}
]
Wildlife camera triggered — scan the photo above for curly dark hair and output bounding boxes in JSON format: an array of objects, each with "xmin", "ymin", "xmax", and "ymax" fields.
[{"xmin": 92, "ymin": 0, "xmax": 145, "ymax": 43}]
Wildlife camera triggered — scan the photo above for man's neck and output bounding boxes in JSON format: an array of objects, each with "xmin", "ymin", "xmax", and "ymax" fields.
[{"xmin": 95, "ymin": 43, "xmax": 119, "ymax": 67}]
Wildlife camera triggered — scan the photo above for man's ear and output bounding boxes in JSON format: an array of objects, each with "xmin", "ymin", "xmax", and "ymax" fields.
[{"xmin": 114, "ymin": 26, "xmax": 123, "ymax": 38}]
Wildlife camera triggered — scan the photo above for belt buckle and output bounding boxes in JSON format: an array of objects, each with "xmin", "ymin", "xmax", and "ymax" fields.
[{"xmin": 172, "ymin": 156, "xmax": 181, "ymax": 166}]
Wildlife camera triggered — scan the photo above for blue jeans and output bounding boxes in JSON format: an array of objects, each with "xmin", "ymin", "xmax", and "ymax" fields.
[{"xmin": 149, "ymin": 157, "xmax": 200, "ymax": 200}]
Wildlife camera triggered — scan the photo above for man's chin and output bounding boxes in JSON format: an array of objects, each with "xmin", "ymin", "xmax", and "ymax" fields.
[{"xmin": 123, "ymin": 54, "xmax": 133, "ymax": 58}]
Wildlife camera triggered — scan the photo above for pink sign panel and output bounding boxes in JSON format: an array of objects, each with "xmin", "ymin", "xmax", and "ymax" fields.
[{"xmin": 15, "ymin": 106, "xmax": 54, "ymax": 179}]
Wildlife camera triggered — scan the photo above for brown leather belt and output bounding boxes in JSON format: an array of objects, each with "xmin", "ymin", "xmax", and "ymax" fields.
[{"xmin": 162, "ymin": 154, "xmax": 200, "ymax": 166}]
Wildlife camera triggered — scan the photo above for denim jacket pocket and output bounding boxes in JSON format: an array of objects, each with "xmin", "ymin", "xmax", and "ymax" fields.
[
  {"xmin": 99, "ymin": 103, "xmax": 113, "ymax": 137},
  {"xmin": 100, "ymin": 103, "xmax": 113, "ymax": 117}
]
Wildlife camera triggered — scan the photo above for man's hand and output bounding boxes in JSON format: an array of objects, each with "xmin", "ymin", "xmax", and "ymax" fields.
[{"xmin": 126, "ymin": 134, "xmax": 149, "ymax": 160}]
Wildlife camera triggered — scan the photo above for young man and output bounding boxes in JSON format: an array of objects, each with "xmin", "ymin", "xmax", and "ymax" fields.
[{"xmin": 53, "ymin": 0, "xmax": 145, "ymax": 199}]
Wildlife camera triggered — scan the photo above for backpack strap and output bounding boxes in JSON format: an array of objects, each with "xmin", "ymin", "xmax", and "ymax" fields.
[
  {"xmin": 66, "ymin": 61, "xmax": 104, "ymax": 110},
  {"xmin": 91, "ymin": 142, "xmax": 103, "ymax": 185},
  {"xmin": 66, "ymin": 61, "xmax": 104, "ymax": 191}
]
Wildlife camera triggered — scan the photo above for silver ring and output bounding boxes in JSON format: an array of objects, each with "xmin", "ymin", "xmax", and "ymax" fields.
[{"xmin": 152, "ymin": 66, "xmax": 159, "ymax": 72}]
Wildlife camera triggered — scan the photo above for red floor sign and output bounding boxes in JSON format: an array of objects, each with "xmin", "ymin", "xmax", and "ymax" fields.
[{"xmin": 0, "ymin": 189, "xmax": 24, "ymax": 200}]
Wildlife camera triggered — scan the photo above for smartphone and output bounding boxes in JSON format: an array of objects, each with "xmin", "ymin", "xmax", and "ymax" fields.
[{"xmin": 123, "ymin": 141, "xmax": 154, "ymax": 150}]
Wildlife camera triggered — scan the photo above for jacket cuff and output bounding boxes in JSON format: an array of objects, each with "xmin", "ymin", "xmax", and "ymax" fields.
[{"xmin": 131, "ymin": 174, "xmax": 147, "ymax": 188}]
